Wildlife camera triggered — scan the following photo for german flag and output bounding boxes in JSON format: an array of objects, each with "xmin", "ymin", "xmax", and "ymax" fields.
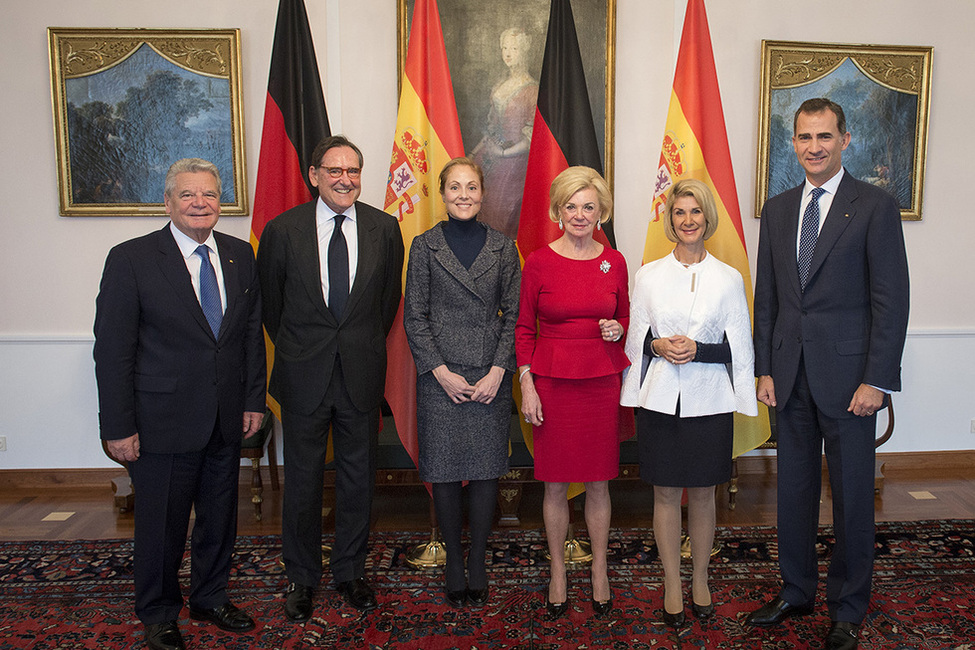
[
  {"xmin": 251, "ymin": 0, "xmax": 330, "ymax": 418},
  {"xmin": 516, "ymin": 0, "xmax": 614, "ymax": 260}
]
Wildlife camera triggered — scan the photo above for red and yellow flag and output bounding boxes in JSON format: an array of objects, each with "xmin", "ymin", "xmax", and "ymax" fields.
[
  {"xmin": 645, "ymin": 0, "xmax": 769, "ymax": 456},
  {"xmin": 384, "ymin": 0, "xmax": 464, "ymax": 472}
]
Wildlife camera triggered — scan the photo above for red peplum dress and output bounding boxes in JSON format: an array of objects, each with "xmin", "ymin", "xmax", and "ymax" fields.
[{"xmin": 515, "ymin": 245, "xmax": 630, "ymax": 482}]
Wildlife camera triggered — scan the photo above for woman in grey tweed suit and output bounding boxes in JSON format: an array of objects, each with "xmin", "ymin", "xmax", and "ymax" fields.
[{"xmin": 405, "ymin": 157, "xmax": 520, "ymax": 608}]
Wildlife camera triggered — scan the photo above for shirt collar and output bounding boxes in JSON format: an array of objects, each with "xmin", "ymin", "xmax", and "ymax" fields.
[
  {"xmin": 316, "ymin": 197, "xmax": 357, "ymax": 225},
  {"xmin": 803, "ymin": 167, "xmax": 844, "ymax": 199},
  {"xmin": 169, "ymin": 222, "xmax": 217, "ymax": 259}
]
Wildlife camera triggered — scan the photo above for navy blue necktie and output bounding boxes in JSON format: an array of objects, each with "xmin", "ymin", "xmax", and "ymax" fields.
[
  {"xmin": 798, "ymin": 187, "xmax": 825, "ymax": 290},
  {"xmin": 195, "ymin": 244, "xmax": 223, "ymax": 336},
  {"xmin": 328, "ymin": 214, "xmax": 349, "ymax": 319}
]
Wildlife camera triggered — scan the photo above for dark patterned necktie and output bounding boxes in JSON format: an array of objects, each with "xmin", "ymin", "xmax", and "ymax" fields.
[
  {"xmin": 195, "ymin": 244, "xmax": 222, "ymax": 336},
  {"xmin": 798, "ymin": 187, "xmax": 825, "ymax": 290},
  {"xmin": 328, "ymin": 214, "xmax": 349, "ymax": 319}
]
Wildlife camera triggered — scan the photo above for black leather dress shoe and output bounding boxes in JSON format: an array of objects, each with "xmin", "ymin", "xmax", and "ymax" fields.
[
  {"xmin": 545, "ymin": 598, "xmax": 569, "ymax": 619},
  {"xmin": 445, "ymin": 588, "xmax": 467, "ymax": 608},
  {"xmin": 744, "ymin": 597, "xmax": 814, "ymax": 627},
  {"xmin": 189, "ymin": 602, "xmax": 256, "ymax": 632},
  {"xmin": 662, "ymin": 607, "xmax": 686, "ymax": 629},
  {"xmin": 467, "ymin": 587, "xmax": 489, "ymax": 608},
  {"xmin": 145, "ymin": 621, "xmax": 186, "ymax": 650},
  {"xmin": 691, "ymin": 600, "xmax": 715, "ymax": 621},
  {"xmin": 337, "ymin": 577, "xmax": 378, "ymax": 612},
  {"xmin": 284, "ymin": 583, "xmax": 314, "ymax": 622},
  {"xmin": 825, "ymin": 621, "xmax": 859, "ymax": 650}
]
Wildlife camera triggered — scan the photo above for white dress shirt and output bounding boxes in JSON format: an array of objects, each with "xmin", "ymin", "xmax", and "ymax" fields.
[
  {"xmin": 169, "ymin": 222, "xmax": 227, "ymax": 312},
  {"xmin": 795, "ymin": 167, "xmax": 844, "ymax": 259},
  {"xmin": 316, "ymin": 198, "xmax": 358, "ymax": 307}
]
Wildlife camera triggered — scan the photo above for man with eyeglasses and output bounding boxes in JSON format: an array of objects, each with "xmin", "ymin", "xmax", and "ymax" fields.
[{"xmin": 257, "ymin": 135, "xmax": 404, "ymax": 618}]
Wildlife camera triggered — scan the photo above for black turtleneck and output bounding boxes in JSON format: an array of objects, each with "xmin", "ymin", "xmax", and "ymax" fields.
[{"xmin": 443, "ymin": 216, "xmax": 486, "ymax": 270}]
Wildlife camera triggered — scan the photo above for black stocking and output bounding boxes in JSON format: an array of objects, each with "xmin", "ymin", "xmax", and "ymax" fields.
[
  {"xmin": 432, "ymin": 481, "xmax": 465, "ymax": 591},
  {"xmin": 466, "ymin": 478, "xmax": 498, "ymax": 590}
]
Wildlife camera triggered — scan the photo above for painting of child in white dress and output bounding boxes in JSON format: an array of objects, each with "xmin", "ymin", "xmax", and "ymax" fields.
[{"xmin": 471, "ymin": 28, "xmax": 539, "ymax": 239}]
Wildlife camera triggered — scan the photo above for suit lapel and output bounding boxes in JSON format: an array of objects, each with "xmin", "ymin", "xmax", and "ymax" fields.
[
  {"xmin": 428, "ymin": 222, "xmax": 486, "ymax": 302},
  {"xmin": 779, "ymin": 186, "xmax": 804, "ymax": 297},
  {"xmin": 214, "ymin": 232, "xmax": 241, "ymax": 341},
  {"xmin": 345, "ymin": 203, "xmax": 378, "ymax": 320},
  {"xmin": 806, "ymin": 173, "xmax": 857, "ymax": 287},
  {"xmin": 155, "ymin": 225, "xmax": 214, "ymax": 338},
  {"xmin": 292, "ymin": 205, "xmax": 334, "ymax": 324}
]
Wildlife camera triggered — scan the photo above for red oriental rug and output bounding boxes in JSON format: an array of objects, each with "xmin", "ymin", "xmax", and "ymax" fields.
[{"xmin": 1, "ymin": 520, "xmax": 974, "ymax": 649}]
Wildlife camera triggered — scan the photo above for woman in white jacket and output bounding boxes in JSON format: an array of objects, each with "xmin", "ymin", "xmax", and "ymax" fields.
[{"xmin": 621, "ymin": 179, "xmax": 757, "ymax": 628}]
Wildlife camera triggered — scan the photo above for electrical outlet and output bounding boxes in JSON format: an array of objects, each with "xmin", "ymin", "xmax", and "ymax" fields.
[
  {"xmin": 971, "ymin": 420, "xmax": 975, "ymax": 434},
  {"xmin": 0, "ymin": 436, "xmax": 6, "ymax": 451}
]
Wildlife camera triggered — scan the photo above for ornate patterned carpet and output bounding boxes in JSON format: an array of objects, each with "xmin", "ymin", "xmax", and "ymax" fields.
[{"xmin": 1, "ymin": 520, "xmax": 974, "ymax": 649}]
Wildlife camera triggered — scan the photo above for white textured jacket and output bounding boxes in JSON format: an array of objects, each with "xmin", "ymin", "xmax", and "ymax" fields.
[{"xmin": 620, "ymin": 252, "xmax": 758, "ymax": 418}]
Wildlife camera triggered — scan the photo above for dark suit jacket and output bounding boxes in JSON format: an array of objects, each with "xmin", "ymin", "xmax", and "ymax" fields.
[
  {"xmin": 94, "ymin": 225, "xmax": 267, "ymax": 453},
  {"xmin": 753, "ymin": 170, "xmax": 909, "ymax": 420},
  {"xmin": 256, "ymin": 200, "xmax": 405, "ymax": 415}
]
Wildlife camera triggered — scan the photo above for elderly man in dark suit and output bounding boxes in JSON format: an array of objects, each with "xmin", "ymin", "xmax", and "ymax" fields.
[
  {"xmin": 746, "ymin": 98, "xmax": 910, "ymax": 650},
  {"xmin": 94, "ymin": 158, "xmax": 266, "ymax": 650},
  {"xmin": 256, "ymin": 135, "xmax": 404, "ymax": 618}
]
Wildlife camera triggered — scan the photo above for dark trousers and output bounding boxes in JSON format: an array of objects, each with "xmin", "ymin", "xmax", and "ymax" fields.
[
  {"xmin": 128, "ymin": 422, "xmax": 240, "ymax": 624},
  {"xmin": 775, "ymin": 358, "xmax": 877, "ymax": 624},
  {"xmin": 281, "ymin": 359, "xmax": 379, "ymax": 586}
]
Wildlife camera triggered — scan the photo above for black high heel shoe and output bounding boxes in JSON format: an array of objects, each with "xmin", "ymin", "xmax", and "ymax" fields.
[
  {"xmin": 662, "ymin": 607, "xmax": 686, "ymax": 628},
  {"xmin": 691, "ymin": 600, "xmax": 715, "ymax": 620},
  {"xmin": 445, "ymin": 588, "xmax": 467, "ymax": 608},
  {"xmin": 545, "ymin": 598, "xmax": 569, "ymax": 619},
  {"xmin": 591, "ymin": 595, "xmax": 613, "ymax": 616},
  {"xmin": 467, "ymin": 587, "xmax": 489, "ymax": 608}
]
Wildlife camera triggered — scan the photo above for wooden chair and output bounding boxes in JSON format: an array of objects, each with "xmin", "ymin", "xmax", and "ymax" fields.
[{"xmin": 240, "ymin": 410, "xmax": 280, "ymax": 521}]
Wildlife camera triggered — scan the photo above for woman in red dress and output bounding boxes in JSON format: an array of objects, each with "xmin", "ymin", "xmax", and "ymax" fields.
[{"xmin": 515, "ymin": 166, "xmax": 629, "ymax": 619}]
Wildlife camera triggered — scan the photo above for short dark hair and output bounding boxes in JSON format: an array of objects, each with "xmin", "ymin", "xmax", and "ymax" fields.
[
  {"xmin": 310, "ymin": 135, "xmax": 364, "ymax": 169},
  {"xmin": 793, "ymin": 98, "xmax": 847, "ymax": 135}
]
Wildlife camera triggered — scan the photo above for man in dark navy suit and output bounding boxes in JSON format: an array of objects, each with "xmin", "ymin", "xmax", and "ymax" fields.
[
  {"xmin": 94, "ymin": 159, "xmax": 266, "ymax": 650},
  {"xmin": 747, "ymin": 99, "xmax": 909, "ymax": 650}
]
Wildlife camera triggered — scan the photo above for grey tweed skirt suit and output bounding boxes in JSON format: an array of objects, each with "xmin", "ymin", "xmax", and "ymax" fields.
[{"xmin": 404, "ymin": 221, "xmax": 521, "ymax": 483}]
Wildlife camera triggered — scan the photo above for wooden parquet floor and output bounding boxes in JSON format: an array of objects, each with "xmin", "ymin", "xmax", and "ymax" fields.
[{"xmin": 2, "ymin": 463, "xmax": 974, "ymax": 542}]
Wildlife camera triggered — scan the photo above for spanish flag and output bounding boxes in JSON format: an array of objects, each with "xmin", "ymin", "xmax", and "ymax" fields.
[
  {"xmin": 384, "ymin": 0, "xmax": 464, "ymax": 471},
  {"xmin": 251, "ymin": 0, "xmax": 330, "ymax": 419},
  {"xmin": 644, "ymin": 0, "xmax": 770, "ymax": 457}
]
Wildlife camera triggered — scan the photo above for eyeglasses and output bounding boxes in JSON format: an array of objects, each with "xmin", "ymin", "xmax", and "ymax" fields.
[{"xmin": 318, "ymin": 166, "xmax": 362, "ymax": 179}]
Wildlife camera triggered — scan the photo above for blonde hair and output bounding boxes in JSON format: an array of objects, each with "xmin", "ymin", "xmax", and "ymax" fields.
[
  {"xmin": 662, "ymin": 178, "xmax": 718, "ymax": 242},
  {"xmin": 548, "ymin": 166, "xmax": 613, "ymax": 224}
]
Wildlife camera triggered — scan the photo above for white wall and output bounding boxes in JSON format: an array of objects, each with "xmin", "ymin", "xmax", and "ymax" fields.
[{"xmin": 1, "ymin": 0, "xmax": 973, "ymax": 469}]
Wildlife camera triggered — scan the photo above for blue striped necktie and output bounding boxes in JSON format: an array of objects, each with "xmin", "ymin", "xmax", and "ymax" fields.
[
  {"xmin": 798, "ymin": 187, "xmax": 825, "ymax": 290},
  {"xmin": 195, "ymin": 244, "xmax": 223, "ymax": 336}
]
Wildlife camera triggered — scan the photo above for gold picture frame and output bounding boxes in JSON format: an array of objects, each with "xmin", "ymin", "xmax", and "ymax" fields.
[
  {"xmin": 756, "ymin": 40, "xmax": 933, "ymax": 220},
  {"xmin": 48, "ymin": 28, "xmax": 247, "ymax": 216},
  {"xmin": 397, "ymin": 0, "xmax": 615, "ymax": 233}
]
